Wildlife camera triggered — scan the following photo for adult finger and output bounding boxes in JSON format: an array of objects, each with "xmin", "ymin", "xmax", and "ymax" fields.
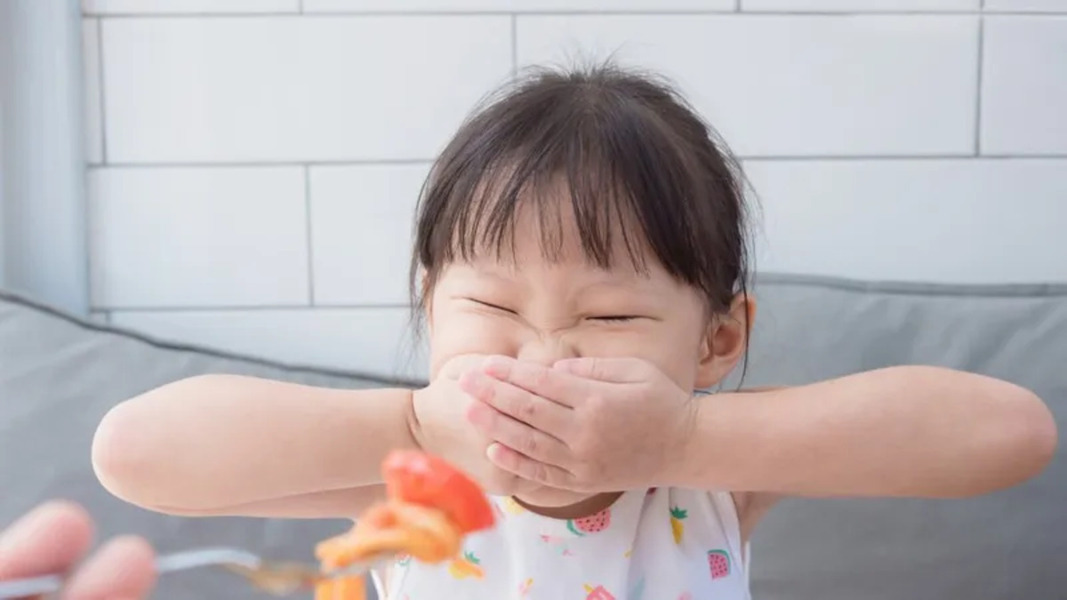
[
  {"xmin": 465, "ymin": 401, "xmax": 572, "ymax": 470},
  {"xmin": 0, "ymin": 500, "xmax": 94, "ymax": 580},
  {"xmin": 552, "ymin": 357, "xmax": 650, "ymax": 384},
  {"xmin": 485, "ymin": 443, "xmax": 580, "ymax": 491},
  {"xmin": 64, "ymin": 536, "xmax": 156, "ymax": 600},
  {"xmin": 459, "ymin": 370, "xmax": 573, "ymax": 437}
]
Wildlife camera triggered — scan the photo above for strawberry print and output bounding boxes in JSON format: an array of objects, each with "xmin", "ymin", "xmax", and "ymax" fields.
[
  {"xmin": 566, "ymin": 508, "xmax": 611, "ymax": 536},
  {"xmin": 707, "ymin": 549, "xmax": 731, "ymax": 579},
  {"xmin": 583, "ymin": 584, "xmax": 616, "ymax": 600}
]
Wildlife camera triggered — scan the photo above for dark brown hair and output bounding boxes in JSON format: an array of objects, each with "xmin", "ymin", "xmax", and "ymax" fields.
[{"xmin": 410, "ymin": 63, "xmax": 751, "ymax": 335}]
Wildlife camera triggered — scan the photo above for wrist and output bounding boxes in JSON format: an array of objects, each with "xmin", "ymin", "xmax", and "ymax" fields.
[
  {"xmin": 666, "ymin": 393, "xmax": 732, "ymax": 488},
  {"xmin": 402, "ymin": 387, "xmax": 425, "ymax": 452}
]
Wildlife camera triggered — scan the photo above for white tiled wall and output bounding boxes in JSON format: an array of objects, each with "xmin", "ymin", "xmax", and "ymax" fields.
[{"xmin": 80, "ymin": 1, "xmax": 1067, "ymax": 380}]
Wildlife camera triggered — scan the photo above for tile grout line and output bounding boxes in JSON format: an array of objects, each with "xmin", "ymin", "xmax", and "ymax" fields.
[
  {"xmin": 96, "ymin": 17, "xmax": 109, "ymax": 164},
  {"xmin": 304, "ymin": 165, "xmax": 316, "ymax": 306},
  {"xmin": 82, "ymin": 155, "xmax": 1067, "ymax": 170},
  {"xmin": 510, "ymin": 13, "xmax": 518, "ymax": 78},
  {"xmin": 78, "ymin": 9, "xmax": 1067, "ymax": 17},
  {"xmin": 101, "ymin": 304, "xmax": 415, "ymax": 312},
  {"xmin": 973, "ymin": 14, "xmax": 985, "ymax": 156}
]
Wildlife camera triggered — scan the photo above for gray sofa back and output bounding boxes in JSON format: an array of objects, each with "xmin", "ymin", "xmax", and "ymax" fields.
[{"xmin": 1, "ymin": 274, "xmax": 1063, "ymax": 599}]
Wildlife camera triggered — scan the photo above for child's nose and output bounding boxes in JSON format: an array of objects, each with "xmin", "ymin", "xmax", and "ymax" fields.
[{"xmin": 516, "ymin": 336, "xmax": 579, "ymax": 367}]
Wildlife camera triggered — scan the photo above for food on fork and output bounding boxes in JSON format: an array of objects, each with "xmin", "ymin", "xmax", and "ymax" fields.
[{"xmin": 314, "ymin": 451, "xmax": 495, "ymax": 599}]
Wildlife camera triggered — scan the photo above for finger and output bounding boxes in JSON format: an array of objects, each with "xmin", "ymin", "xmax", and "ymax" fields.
[
  {"xmin": 459, "ymin": 370, "xmax": 572, "ymax": 437},
  {"xmin": 0, "ymin": 500, "xmax": 94, "ymax": 580},
  {"xmin": 437, "ymin": 354, "xmax": 490, "ymax": 381},
  {"xmin": 64, "ymin": 536, "xmax": 156, "ymax": 600},
  {"xmin": 552, "ymin": 357, "xmax": 650, "ymax": 384},
  {"xmin": 465, "ymin": 401, "xmax": 572, "ymax": 470},
  {"xmin": 481, "ymin": 357, "xmax": 593, "ymax": 408},
  {"xmin": 486, "ymin": 443, "xmax": 579, "ymax": 491}
]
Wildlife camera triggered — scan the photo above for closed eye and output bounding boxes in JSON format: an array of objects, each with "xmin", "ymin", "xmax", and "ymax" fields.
[
  {"xmin": 589, "ymin": 315, "xmax": 641, "ymax": 323},
  {"xmin": 467, "ymin": 298, "xmax": 517, "ymax": 315}
]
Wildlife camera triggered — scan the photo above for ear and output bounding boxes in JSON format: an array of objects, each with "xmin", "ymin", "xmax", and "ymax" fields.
[{"xmin": 695, "ymin": 293, "xmax": 755, "ymax": 389}]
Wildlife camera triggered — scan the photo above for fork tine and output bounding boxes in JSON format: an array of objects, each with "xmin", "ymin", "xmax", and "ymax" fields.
[
  {"xmin": 0, "ymin": 547, "xmax": 267, "ymax": 599},
  {"xmin": 156, "ymin": 547, "xmax": 262, "ymax": 573}
]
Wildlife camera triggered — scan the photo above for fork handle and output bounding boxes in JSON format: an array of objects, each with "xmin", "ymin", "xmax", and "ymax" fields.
[{"xmin": 0, "ymin": 547, "xmax": 262, "ymax": 599}]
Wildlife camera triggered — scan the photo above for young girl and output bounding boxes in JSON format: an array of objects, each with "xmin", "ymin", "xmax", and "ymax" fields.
[{"xmin": 92, "ymin": 65, "xmax": 1056, "ymax": 600}]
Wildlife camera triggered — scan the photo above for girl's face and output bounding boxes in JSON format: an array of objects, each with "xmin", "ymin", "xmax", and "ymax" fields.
[
  {"xmin": 426, "ymin": 203, "xmax": 712, "ymax": 394},
  {"xmin": 423, "ymin": 202, "xmax": 736, "ymax": 507}
]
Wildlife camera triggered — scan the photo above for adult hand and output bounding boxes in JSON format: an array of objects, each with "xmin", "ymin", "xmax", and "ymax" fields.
[
  {"xmin": 461, "ymin": 356, "xmax": 696, "ymax": 493},
  {"xmin": 411, "ymin": 354, "xmax": 541, "ymax": 498},
  {"xmin": 0, "ymin": 500, "xmax": 156, "ymax": 600}
]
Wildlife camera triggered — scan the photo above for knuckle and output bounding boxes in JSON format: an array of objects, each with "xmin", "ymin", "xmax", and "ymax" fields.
[
  {"xmin": 530, "ymin": 365, "xmax": 551, "ymax": 389},
  {"xmin": 520, "ymin": 433, "xmax": 539, "ymax": 457},
  {"xmin": 585, "ymin": 393, "xmax": 607, "ymax": 413},
  {"xmin": 518, "ymin": 393, "xmax": 539, "ymax": 421},
  {"xmin": 534, "ymin": 462, "xmax": 551, "ymax": 484}
]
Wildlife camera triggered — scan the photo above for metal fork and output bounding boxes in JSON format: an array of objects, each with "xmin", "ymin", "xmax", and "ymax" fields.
[{"xmin": 0, "ymin": 547, "xmax": 387, "ymax": 598}]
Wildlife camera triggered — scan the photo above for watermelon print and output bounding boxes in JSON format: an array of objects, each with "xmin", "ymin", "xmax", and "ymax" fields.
[
  {"xmin": 707, "ymin": 549, "xmax": 731, "ymax": 579},
  {"xmin": 567, "ymin": 508, "xmax": 611, "ymax": 536}
]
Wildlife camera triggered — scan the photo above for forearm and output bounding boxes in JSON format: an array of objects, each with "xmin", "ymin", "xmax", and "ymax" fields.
[
  {"xmin": 673, "ymin": 366, "xmax": 1056, "ymax": 498},
  {"xmin": 92, "ymin": 375, "xmax": 417, "ymax": 511}
]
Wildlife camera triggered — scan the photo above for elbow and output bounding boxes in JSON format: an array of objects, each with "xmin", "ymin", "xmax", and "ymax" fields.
[
  {"xmin": 92, "ymin": 375, "xmax": 220, "ymax": 511},
  {"xmin": 93, "ymin": 402, "xmax": 149, "ymax": 508},
  {"xmin": 975, "ymin": 383, "xmax": 1057, "ymax": 495},
  {"xmin": 92, "ymin": 397, "xmax": 169, "ymax": 510},
  {"xmin": 1010, "ymin": 386, "xmax": 1058, "ymax": 481}
]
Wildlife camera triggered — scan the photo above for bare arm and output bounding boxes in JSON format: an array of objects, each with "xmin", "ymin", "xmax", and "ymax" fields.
[
  {"xmin": 676, "ymin": 366, "xmax": 1056, "ymax": 498},
  {"xmin": 92, "ymin": 375, "xmax": 416, "ymax": 516},
  {"xmin": 155, "ymin": 486, "xmax": 386, "ymax": 519}
]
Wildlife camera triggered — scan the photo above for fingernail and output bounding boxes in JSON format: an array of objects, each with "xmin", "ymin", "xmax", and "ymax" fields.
[
  {"xmin": 481, "ymin": 356, "xmax": 505, "ymax": 376},
  {"xmin": 465, "ymin": 402, "xmax": 490, "ymax": 426},
  {"xmin": 457, "ymin": 370, "xmax": 482, "ymax": 391}
]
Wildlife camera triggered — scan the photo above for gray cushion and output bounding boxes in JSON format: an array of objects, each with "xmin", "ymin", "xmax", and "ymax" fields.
[
  {"xmin": 0, "ymin": 290, "xmax": 409, "ymax": 599},
  {"xmin": 2, "ymin": 274, "xmax": 1064, "ymax": 599},
  {"xmin": 734, "ymin": 275, "xmax": 1066, "ymax": 600}
]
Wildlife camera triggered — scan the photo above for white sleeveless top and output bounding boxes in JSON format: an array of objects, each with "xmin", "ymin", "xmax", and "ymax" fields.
[{"xmin": 375, "ymin": 487, "xmax": 751, "ymax": 600}]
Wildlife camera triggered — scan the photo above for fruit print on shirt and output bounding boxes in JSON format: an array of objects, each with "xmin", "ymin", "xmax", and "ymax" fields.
[
  {"xmin": 670, "ymin": 506, "xmax": 687, "ymax": 544},
  {"xmin": 567, "ymin": 507, "xmax": 611, "ymax": 536},
  {"xmin": 583, "ymin": 584, "xmax": 616, "ymax": 600},
  {"xmin": 502, "ymin": 497, "xmax": 526, "ymax": 515},
  {"xmin": 448, "ymin": 551, "xmax": 484, "ymax": 579},
  {"xmin": 707, "ymin": 549, "xmax": 731, "ymax": 579}
]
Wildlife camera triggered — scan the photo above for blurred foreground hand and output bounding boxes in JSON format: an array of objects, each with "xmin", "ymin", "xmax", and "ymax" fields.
[{"xmin": 0, "ymin": 500, "xmax": 156, "ymax": 600}]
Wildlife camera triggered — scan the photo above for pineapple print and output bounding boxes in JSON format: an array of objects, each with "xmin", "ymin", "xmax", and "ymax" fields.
[
  {"xmin": 448, "ymin": 551, "xmax": 485, "ymax": 580},
  {"xmin": 502, "ymin": 496, "xmax": 526, "ymax": 515},
  {"xmin": 670, "ymin": 506, "xmax": 688, "ymax": 544},
  {"xmin": 518, "ymin": 578, "xmax": 533, "ymax": 597}
]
